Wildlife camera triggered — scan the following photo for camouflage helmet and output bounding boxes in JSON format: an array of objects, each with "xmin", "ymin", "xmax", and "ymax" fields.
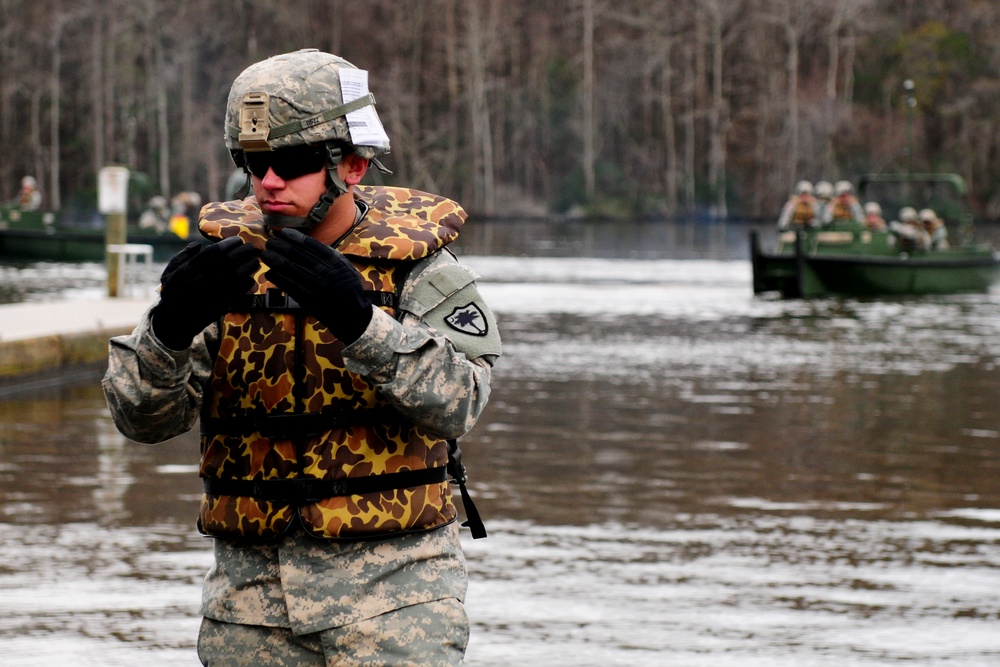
[
  {"xmin": 795, "ymin": 180, "xmax": 814, "ymax": 196},
  {"xmin": 815, "ymin": 181, "xmax": 833, "ymax": 198},
  {"xmin": 834, "ymin": 180, "xmax": 853, "ymax": 196},
  {"xmin": 899, "ymin": 206, "xmax": 918, "ymax": 222},
  {"xmin": 224, "ymin": 49, "xmax": 390, "ymax": 159}
]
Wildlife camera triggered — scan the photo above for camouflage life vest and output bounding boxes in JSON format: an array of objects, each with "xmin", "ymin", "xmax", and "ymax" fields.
[
  {"xmin": 791, "ymin": 197, "xmax": 815, "ymax": 225},
  {"xmin": 196, "ymin": 185, "xmax": 466, "ymax": 541},
  {"xmin": 830, "ymin": 198, "xmax": 856, "ymax": 222}
]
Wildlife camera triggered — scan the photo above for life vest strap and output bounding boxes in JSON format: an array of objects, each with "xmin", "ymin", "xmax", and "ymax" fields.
[
  {"xmin": 234, "ymin": 288, "xmax": 397, "ymax": 312},
  {"xmin": 202, "ymin": 466, "xmax": 448, "ymax": 503},
  {"xmin": 447, "ymin": 439, "xmax": 487, "ymax": 539},
  {"xmin": 201, "ymin": 408, "xmax": 403, "ymax": 438}
]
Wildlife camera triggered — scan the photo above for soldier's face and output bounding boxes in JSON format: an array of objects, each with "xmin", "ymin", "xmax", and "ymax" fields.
[{"xmin": 252, "ymin": 163, "xmax": 327, "ymax": 219}]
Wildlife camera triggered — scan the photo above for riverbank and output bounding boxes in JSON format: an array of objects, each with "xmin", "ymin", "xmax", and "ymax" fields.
[{"xmin": 0, "ymin": 297, "xmax": 151, "ymax": 387}]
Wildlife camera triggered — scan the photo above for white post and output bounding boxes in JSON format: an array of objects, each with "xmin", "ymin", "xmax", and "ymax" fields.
[{"xmin": 98, "ymin": 166, "xmax": 130, "ymax": 298}]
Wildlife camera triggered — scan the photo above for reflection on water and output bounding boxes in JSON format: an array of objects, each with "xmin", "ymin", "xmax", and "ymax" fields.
[
  {"xmin": 2, "ymin": 221, "xmax": 1000, "ymax": 666},
  {"xmin": 0, "ymin": 260, "xmax": 108, "ymax": 304}
]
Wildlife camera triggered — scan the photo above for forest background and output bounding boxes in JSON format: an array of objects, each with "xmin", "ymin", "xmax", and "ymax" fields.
[{"xmin": 3, "ymin": 0, "xmax": 1000, "ymax": 222}]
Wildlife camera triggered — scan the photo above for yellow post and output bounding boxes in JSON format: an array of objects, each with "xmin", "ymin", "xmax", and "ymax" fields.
[
  {"xmin": 105, "ymin": 212, "xmax": 127, "ymax": 297},
  {"xmin": 98, "ymin": 166, "xmax": 130, "ymax": 298}
]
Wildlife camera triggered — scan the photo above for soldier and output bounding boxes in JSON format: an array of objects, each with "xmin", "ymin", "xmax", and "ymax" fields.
[
  {"xmin": 17, "ymin": 175, "xmax": 41, "ymax": 211},
  {"xmin": 890, "ymin": 206, "xmax": 931, "ymax": 252},
  {"xmin": 919, "ymin": 208, "xmax": 949, "ymax": 250},
  {"xmin": 863, "ymin": 201, "xmax": 886, "ymax": 231},
  {"xmin": 170, "ymin": 190, "xmax": 203, "ymax": 219},
  {"xmin": 138, "ymin": 195, "xmax": 170, "ymax": 232},
  {"xmin": 823, "ymin": 180, "xmax": 864, "ymax": 225},
  {"xmin": 103, "ymin": 49, "xmax": 500, "ymax": 666},
  {"xmin": 777, "ymin": 180, "xmax": 818, "ymax": 230}
]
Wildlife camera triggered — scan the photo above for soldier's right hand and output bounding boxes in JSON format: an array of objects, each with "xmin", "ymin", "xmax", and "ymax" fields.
[{"xmin": 151, "ymin": 236, "xmax": 259, "ymax": 350}]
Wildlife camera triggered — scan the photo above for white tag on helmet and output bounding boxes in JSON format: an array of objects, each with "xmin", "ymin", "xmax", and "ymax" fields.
[{"xmin": 339, "ymin": 69, "xmax": 390, "ymax": 149}]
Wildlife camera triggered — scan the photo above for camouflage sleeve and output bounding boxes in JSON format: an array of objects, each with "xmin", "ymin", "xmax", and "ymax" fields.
[
  {"xmin": 341, "ymin": 252, "xmax": 500, "ymax": 439},
  {"xmin": 101, "ymin": 305, "xmax": 216, "ymax": 444}
]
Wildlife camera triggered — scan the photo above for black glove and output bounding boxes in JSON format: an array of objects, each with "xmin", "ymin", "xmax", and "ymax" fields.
[
  {"xmin": 151, "ymin": 236, "xmax": 260, "ymax": 350},
  {"xmin": 261, "ymin": 228, "xmax": 373, "ymax": 344}
]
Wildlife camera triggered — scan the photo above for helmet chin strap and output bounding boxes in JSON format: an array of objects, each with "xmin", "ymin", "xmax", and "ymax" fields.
[
  {"xmin": 262, "ymin": 143, "xmax": 349, "ymax": 230},
  {"xmin": 234, "ymin": 172, "xmax": 252, "ymax": 199}
]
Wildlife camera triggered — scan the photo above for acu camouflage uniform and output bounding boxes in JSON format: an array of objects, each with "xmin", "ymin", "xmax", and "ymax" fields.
[{"xmin": 102, "ymin": 185, "xmax": 499, "ymax": 663}]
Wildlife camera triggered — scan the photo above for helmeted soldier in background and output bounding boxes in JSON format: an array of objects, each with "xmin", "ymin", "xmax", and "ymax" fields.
[
  {"xmin": 103, "ymin": 49, "xmax": 500, "ymax": 666},
  {"xmin": 919, "ymin": 208, "xmax": 949, "ymax": 250},
  {"xmin": 170, "ymin": 190, "xmax": 203, "ymax": 220},
  {"xmin": 17, "ymin": 175, "xmax": 41, "ymax": 211},
  {"xmin": 823, "ymin": 180, "xmax": 864, "ymax": 225},
  {"xmin": 814, "ymin": 180, "xmax": 834, "ymax": 223},
  {"xmin": 777, "ymin": 180, "xmax": 818, "ymax": 230},
  {"xmin": 138, "ymin": 195, "xmax": 170, "ymax": 232},
  {"xmin": 863, "ymin": 201, "xmax": 887, "ymax": 231},
  {"xmin": 890, "ymin": 206, "xmax": 931, "ymax": 252}
]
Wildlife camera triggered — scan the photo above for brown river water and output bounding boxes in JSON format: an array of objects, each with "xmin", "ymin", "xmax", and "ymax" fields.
[{"xmin": 1, "ymin": 220, "xmax": 999, "ymax": 665}]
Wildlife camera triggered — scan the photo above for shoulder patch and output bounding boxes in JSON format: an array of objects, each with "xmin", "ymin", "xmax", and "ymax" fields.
[
  {"xmin": 401, "ymin": 251, "xmax": 501, "ymax": 359},
  {"xmin": 444, "ymin": 303, "xmax": 489, "ymax": 336}
]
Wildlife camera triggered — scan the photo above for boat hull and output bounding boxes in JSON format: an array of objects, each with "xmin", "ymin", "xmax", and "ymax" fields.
[
  {"xmin": 0, "ymin": 206, "xmax": 203, "ymax": 263},
  {"xmin": 751, "ymin": 230, "xmax": 1000, "ymax": 298},
  {"xmin": 0, "ymin": 227, "xmax": 197, "ymax": 263}
]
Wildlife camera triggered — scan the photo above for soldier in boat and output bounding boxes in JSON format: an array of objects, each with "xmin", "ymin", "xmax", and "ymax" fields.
[
  {"xmin": 919, "ymin": 208, "xmax": 949, "ymax": 250},
  {"xmin": 777, "ymin": 180, "xmax": 819, "ymax": 230},
  {"xmin": 823, "ymin": 180, "xmax": 864, "ymax": 225},
  {"xmin": 17, "ymin": 175, "xmax": 41, "ymax": 211},
  {"xmin": 890, "ymin": 206, "xmax": 931, "ymax": 252},
  {"xmin": 863, "ymin": 202, "xmax": 887, "ymax": 231},
  {"xmin": 814, "ymin": 180, "xmax": 834, "ymax": 223}
]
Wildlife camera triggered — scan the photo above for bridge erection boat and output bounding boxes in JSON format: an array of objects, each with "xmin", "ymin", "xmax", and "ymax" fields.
[{"xmin": 751, "ymin": 173, "xmax": 1000, "ymax": 298}]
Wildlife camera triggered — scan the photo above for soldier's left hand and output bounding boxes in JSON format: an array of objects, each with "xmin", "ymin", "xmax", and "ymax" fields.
[{"xmin": 262, "ymin": 228, "xmax": 373, "ymax": 344}]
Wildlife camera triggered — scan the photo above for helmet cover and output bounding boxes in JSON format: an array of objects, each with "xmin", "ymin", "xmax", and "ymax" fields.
[{"xmin": 224, "ymin": 49, "xmax": 390, "ymax": 159}]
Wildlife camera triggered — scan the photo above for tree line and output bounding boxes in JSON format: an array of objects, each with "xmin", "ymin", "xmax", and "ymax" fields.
[{"xmin": 2, "ymin": 0, "xmax": 999, "ymax": 221}]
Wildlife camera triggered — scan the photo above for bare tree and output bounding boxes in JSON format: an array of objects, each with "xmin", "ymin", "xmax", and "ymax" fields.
[
  {"xmin": 90, "ymin": 4, "xmax": 106, "ymax": 177},
  {"xmin": 704, "ymin": 0, "xmax": 732, "ymax": 217},
  {"xmin": 778, "ymin": 0, "xmax": 801, "ymax": 186},
  {"xmin": 464, "ymin": 1, "xmax": 496, "ymax": 214},
  {"xmin": 2, "ymin": 0, "xmax": 1000, "ymax": 221},
  {"xmin": 48, "ymin": 15, "xmax": 67, "ymax": 210},
  {"xmin": 581, "ymin": 0, "xmax": 596, "ymax": 201}
]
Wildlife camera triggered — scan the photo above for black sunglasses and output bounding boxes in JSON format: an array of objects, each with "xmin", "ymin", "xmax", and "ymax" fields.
[{"xmin": 238, "ymin": 145, "xmax": 328, "ymax": 180}]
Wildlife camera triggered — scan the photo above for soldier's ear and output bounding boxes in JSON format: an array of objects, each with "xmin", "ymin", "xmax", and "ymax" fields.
[{"xmin": 341, "ymin": 154, "xmax": 369, "ymax": 186}]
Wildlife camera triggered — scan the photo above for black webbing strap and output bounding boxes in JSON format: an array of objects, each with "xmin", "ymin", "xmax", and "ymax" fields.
[
  {"xmin": 447, "ymin": 439, "xmax": 487, "ymax": 539},
  {"xmin": 233, "ymin": 288, "xmax": 397, "ymax": 312},
  {"xmin": 233, "ymin": 289, "xmax": 300, "ymax": 312},
  {"xmin": 200, "ymin": 409, "xmax": 402, "ymax": 439},
  {"xmin": 202, "ymin": 466, "xmax": 448, "ymax": 503}
]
